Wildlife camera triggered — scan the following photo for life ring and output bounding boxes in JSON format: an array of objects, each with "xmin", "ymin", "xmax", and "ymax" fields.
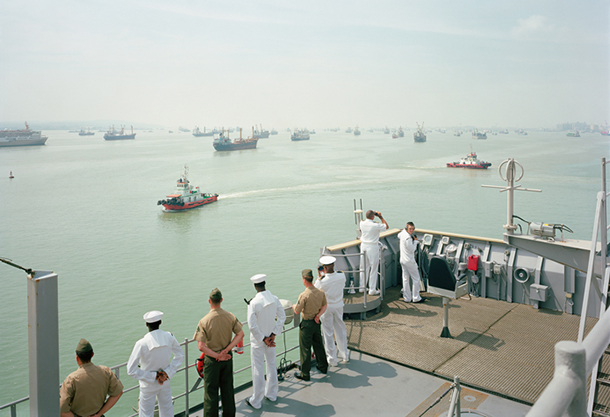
[{"xmin": 196, "ymin": 352, "xmax": 205, "ymax": 378}]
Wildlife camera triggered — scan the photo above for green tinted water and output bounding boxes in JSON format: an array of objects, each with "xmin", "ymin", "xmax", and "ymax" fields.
[{"xmin": 0, "ymin": 129, "xmax": 607, "ymax": 414}]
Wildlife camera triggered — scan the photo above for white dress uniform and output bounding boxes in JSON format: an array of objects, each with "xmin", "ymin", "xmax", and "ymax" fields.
[
  {"xmin": 127, "ymin": 312, "xmax": 184, "ymax": 417},
  {"xmin": 314, "ymin": 263, "xmax": 349, "ymax": 366},
  {"xmin": 247, "ymin": 277, "xmax": 286, "ymax": 410},
  {"xmin": 359, "ymin": 218, "xmax": 388, "ymax": 294},
  {"xmin": 398, "ymin": 229, "xmax": 422, "ymax": 302}
]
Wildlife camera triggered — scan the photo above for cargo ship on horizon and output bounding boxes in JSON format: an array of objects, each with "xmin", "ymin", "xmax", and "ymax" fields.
[
  {"xmin": 212, "ymin": 128, "xmax": 258, "ymax": 151},
  {"xmin": 104, "ymin": 125, "xmax": 136, "ymax": 140}
]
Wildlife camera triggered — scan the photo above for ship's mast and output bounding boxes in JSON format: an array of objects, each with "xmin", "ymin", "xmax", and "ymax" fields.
[{"xmin": 482, "ymin": 158, "xmax": 541, "ymax": 234}]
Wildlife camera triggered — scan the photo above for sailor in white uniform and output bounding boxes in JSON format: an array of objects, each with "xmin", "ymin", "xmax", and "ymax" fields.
[
  {"xmin": 245, "ymin": 274, "xmax": 286, "ymax": 409},
  {"xmin": 359, "ymin": 210, "xmax": 389, "ymax": 295},
  {"xmin": 127, "ymin": 311, "xmax": 184, "ymax": 417},
  {"xmin": 314, "ymin": 255, "xmax": 350, "ymax": 365},
  {"xmin": 398, "ymin": 222, "xmax": 423, "ymax": 303}
]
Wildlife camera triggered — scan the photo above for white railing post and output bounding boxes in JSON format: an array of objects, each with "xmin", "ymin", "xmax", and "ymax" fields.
[
  {"xmin": 447, "ymin": 376, "xmax": 461, "ymax": 417},
  {"xmin": 578, "ymin": 191, "xmax": 604, "ymax": 343},
  {"xmin": 184, "ymin": 337, "xmax": 189, "ymax": 415},
  {"xmin": 527, "ymin": 341, "xmax": 587, "ymax": 417},
  {"xmin": 362, "ymin": 249, "xmax": 368, "ymax": 307},
  {"xmin": 380, "ymin": 244, "xmax": 385, "ymax": 299}
]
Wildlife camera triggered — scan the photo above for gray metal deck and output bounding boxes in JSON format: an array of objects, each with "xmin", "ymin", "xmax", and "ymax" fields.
[
  {"xmin": 190, "ymin": 350, "xmax": 530, "ymax": 417},
  {"xmin": 345, "ymin": 287, "xmax": 598, "ymax": 405},
  {"xmin": 188, "ymin": 285, "xmax": 586, "ymax": 416}
]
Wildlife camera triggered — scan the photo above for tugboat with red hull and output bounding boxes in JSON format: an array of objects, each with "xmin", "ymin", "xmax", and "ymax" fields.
[
  {"xmin": 446, "ymin": 150, "xmax": 491, "ymax": 169},
  {"xmin": 157, "ymin": 165, "xmax": 218, "ymax": 211}
]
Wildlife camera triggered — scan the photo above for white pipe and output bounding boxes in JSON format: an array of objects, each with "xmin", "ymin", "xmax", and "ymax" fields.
[
  {"xmin": 527, "ymin": 341, "xmax": 586, "ymax": 417},
  {"xmin": 582, "ymin": 303, "xmax": 610, "ymax": 373},
  {"xmin": 577, "ymin": 191, "xmax": 604, "ymax": 342}
]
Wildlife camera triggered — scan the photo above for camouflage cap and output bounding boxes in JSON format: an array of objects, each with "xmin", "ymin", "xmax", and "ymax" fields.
[
  {"xmin": 75, "ymin": 338, "xmax": 93, "ymax": 355},
  {"xmin": 209, "ymin": 287, "xmax": 222, "ymax": 302},
  {"xmin": 302, "ymin": 269, "xmax": 314, "ymax": 279}
]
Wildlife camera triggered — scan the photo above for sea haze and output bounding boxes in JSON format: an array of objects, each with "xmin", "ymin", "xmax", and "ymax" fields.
[{"xmin": 0, "ymin": 129, "xmax": 606, "ymax": 414}]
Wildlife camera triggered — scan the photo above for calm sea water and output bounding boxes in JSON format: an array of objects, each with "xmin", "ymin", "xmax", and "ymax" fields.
[{"xmin": 0, "ymin": 129, "xmax": 607, "ymax": 414}]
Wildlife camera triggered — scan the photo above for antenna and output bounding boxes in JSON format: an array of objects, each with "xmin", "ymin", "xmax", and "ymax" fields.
[{"xmin": 481, "ymin": 158, "xmax": 541, "ymax": 234}]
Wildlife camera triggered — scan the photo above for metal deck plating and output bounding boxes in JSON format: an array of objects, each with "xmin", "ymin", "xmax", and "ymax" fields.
[{"xmin": 345, "ymin": 286, "xmax": 597, "ymax": 405}]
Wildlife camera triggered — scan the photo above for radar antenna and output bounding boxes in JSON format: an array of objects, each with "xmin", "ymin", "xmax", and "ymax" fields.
[{"xmin": 481, "ymin": 158, "xmax": 542, "ymax": 234}]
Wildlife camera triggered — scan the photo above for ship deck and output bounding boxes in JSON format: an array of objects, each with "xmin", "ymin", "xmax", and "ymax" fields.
[
  {"xmin": 190, "ymin": 350, "xmax": 529, "ymax": 417},
  {"xmin": 187, "ymin": 286, "xmax": 597, "ymax": 416},
  {"xmin": 345, "ymin": 287, "xmax": 597, "ymax": 405}
]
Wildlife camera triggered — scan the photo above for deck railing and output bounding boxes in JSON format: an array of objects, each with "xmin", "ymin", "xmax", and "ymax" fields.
[
  {"xmin": 526, "ymin": 305, "xmax": 610, "ymax": 416},
  {"xmin": 0, "ymin": 307, "xmax": 300, "ymax": 417},
  {"xmin": 528, "ymin": 157, "xmax": 610, "ymax": 417}
]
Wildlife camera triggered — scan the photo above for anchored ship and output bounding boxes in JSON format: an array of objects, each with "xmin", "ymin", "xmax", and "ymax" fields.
[
  {"xmin": 212, "ymin": 128, "xmax": 258, "ymax": 151},
  {"xmin": 567, "ymin": 131, "xmax": 581, "ymax": 137},
  {"xmin": 446, "ymin": 150, "xmax": 492, "ymax": 169},
  {"xmin": 104, "ymin": 125, "xmax": 136, "ymax": 140},
  {"xmin": 78, "ymin": 128, "xmax": 95, "ymax": 136},
  {"xmin": 414, "ymin": 122, "xmax": 427, "ymax": 142},
  {"xmin": 157, "ymin": 165, "xmax": 218, "ymax": 211},
  {"xmin": 252, "ymin": 125, "xmax": 270, "ymax": 139},
  {"xmin": 291, "ymin": 128, "xmax": 310, "ymax": 141},
  {"xmin": 192, "ymin": 126, "xmax": 214, "ymax": 137},
  {"xmin": 472, "ymin": 129, "xmax": 487, "ymax": 139},
  {"xmin": 0, "ymin": 122, "xmax": 48, "ymax": 147}
]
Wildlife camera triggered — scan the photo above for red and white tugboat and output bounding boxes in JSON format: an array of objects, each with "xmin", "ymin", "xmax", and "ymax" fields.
[
  {"xmin": 446, "ymin": 150, "xmax": 492, "ymax": 169},
  {"xmin": 157, "ymin": 165, "xmax": 218, "ymax": 211}
]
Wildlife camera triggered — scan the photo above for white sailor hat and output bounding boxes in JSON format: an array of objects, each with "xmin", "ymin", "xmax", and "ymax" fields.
[
  {"xmin": 143, "ymin": 310, "xmax": 163, "ymax": 323},
  {"xmin": 250, "ymin": 274, "xmax": 267, "ymax": 284},
  {"xmin": 319, "ymin": 255, "xmax": 336, "ymax": 265}
]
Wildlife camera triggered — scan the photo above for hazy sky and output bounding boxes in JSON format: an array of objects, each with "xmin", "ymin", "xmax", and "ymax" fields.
[{"xmin": 1, "ymin": 0, "xmax": 608, "ymax": 129}]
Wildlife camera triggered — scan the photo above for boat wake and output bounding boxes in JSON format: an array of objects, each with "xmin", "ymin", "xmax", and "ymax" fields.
[
  {"xmin": 219, "ymin": 182, "xmax": 342, "ymax": 200},
  {"xmin": 219, "ymin": 180, "xmax": 376, "ymax": 200}
]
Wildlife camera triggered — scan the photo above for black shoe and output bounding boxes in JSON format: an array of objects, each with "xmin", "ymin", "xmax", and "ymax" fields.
[
  {"xmin": 316, "ymin": 366, "xmax": 328, "ymax": 374},
  {"xmin": 413, "ymin": 297, "xmax": 427, "ymax": 303},
  {"xmin": 245, "ymin": 398, "xmax": 258, "ymax": 409},
  {"xmin": 294, "ymin": 371, "xmax": 310, "ymax": 381}
]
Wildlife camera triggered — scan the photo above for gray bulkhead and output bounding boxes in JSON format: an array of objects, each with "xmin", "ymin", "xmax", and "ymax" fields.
[{"xmin": 325, "ymin": 228, "xmax": 602, "ymax": 318}]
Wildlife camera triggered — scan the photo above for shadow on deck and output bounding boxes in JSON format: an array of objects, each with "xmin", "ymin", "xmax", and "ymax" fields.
[{"xmin": 345, "ymin": 286, "xmax": 597, "ymax": 405}]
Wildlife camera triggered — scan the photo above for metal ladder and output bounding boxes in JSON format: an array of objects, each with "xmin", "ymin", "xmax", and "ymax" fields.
[{"xmin": 593, "ymin": 297, "xmax": 610, "ymax": 417}]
